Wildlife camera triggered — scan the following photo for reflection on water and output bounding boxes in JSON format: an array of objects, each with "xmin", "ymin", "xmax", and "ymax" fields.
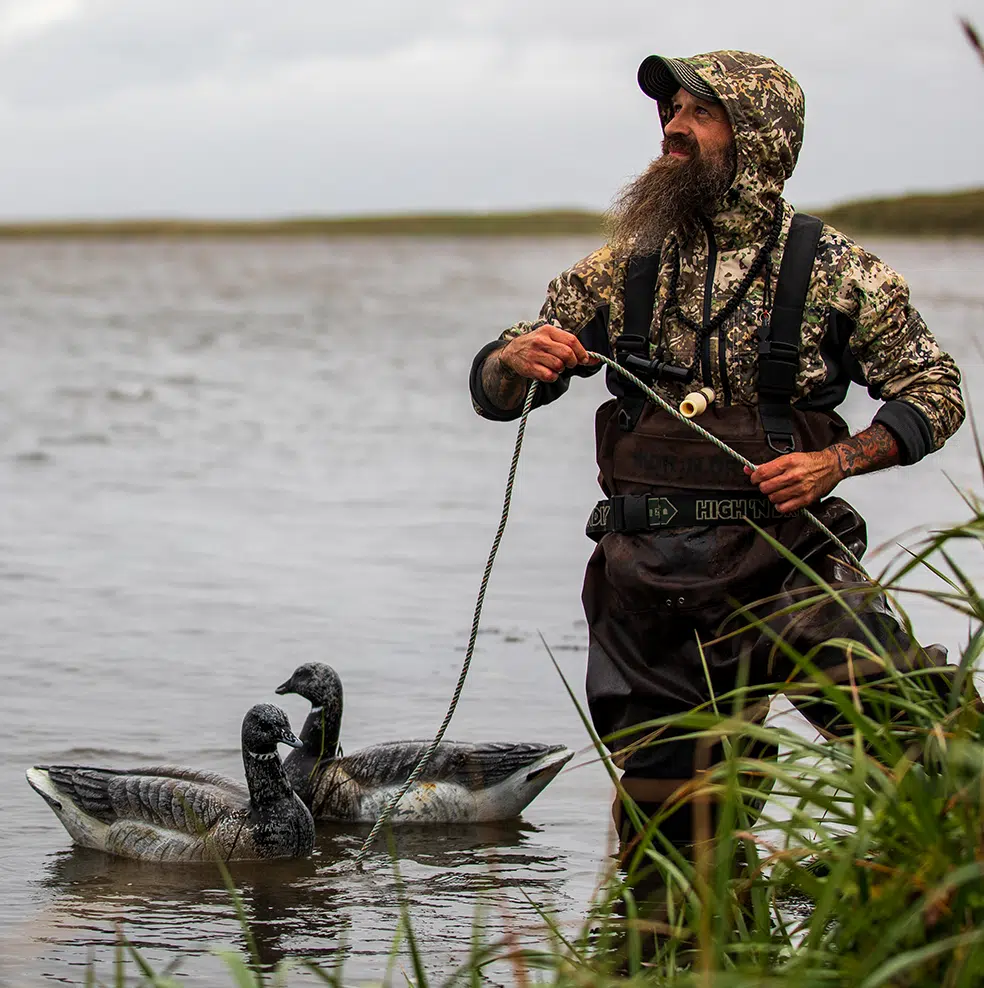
[
  {"xmin": 33, "ymin": 821, "xmax": 568, "ymax": 980},
  {"xmin": 40, "ymin": 847, "xmax": 327, "ymax": 971},
  {"xmin": 0, "ymin": 235, "xmax": 980, "ymax": 984}
]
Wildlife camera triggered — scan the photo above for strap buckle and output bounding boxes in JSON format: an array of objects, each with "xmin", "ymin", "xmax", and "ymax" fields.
[
  {"xmin": 758, "ymin": 338, "xmax": 799, "ymax": 359},
  {"xmin": 758, "ymin": 340, "xmax": 800, "ymax": 394},
  {"xmin": 616, "ymin": 397, "xmax": 646, "ymax": 432},
  {"xmin": 610, "ymin": 494, "xmax": 649, "ymax": 533},
  {"xmin": 767, "ymin": 433, "xmax": 796, "ymax": 454}
]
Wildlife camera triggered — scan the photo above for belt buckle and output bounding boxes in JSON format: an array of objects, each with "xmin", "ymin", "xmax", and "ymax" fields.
[{"xmin": 613, "ymin": 494, "xmax": 649, "ymax": 532}]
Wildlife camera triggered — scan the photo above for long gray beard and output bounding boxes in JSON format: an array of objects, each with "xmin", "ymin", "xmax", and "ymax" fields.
[{"xmin": 606, "ymin": 142, "xmax": 736, "ymax": 258}]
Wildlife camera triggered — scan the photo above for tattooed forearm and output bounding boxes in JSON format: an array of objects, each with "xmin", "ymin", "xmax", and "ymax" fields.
[
  {"xmin": 830, "ymin": 423, "xmax": 900, "ymax": 479},
  {"xmin": 480, "ymin": 346, "xmax": 526, "ymax": 412}
]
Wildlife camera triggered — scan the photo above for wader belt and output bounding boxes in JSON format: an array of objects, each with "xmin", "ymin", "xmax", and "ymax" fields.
[
  {"xmin": 586, "ymin": 490, "xmax": 786, "ymax": 538},
  {"xmin": 758, "ymin": 212, "xmax": 824, "ymax": 452}
]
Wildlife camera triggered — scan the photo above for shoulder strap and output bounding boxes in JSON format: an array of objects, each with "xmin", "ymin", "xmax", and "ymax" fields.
[
  {"xmin": 758, "ymin": 212, "xmax": 823, "ymax": 452},
  {"xmin": 610, "ymin": 252, "xmax": 660, "ymax": 430},
  {"xmin": 621, "ymin": 253, "xmax": 662, "ymax": 336}
]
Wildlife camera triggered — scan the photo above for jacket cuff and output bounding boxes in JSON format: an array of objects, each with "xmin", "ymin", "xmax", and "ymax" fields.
[
  {"xmin": 469, "ymin": 340, "xmax": 524, "ymax": 421},
  {"xmin": 873, "ymin": 400, "xmax": 935, "ymax": 465}
]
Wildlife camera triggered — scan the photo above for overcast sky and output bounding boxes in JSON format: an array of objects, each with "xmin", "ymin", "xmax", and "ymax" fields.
[{"xmin": 0, "ymin": 0, "xmax": 981, "ymax": 219}]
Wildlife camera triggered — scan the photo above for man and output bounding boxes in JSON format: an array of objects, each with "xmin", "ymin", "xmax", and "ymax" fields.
[{"xmin": 468, "ymin": 51, "xmax": 965, "ymax": 841}]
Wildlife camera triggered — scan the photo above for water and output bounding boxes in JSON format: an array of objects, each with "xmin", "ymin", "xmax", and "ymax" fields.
[{"xmin": 0, "ymin": 236, "xmax": 981, "ymax": 985}]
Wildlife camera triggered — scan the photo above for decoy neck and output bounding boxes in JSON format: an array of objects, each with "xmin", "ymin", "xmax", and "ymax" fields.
[
  {"xmin": 274, "ymin": 663, "xmax": 343, "ymax": 761},
  {"xmin": 241, "ymin": 703, "xmax": 303, "ymax": 806}
]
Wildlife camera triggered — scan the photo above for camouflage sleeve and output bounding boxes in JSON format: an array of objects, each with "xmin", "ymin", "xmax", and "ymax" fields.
[
  {"xmin": 499, "ymin": 245, "xmax": 616, "ymax": 342},
  {"xmin": 470, "ymin": 246, "xmax": 615, "ymax": 419},
  {"xmin": 831, "ymin": 242, "xmax": 965, "ymax": 462}
]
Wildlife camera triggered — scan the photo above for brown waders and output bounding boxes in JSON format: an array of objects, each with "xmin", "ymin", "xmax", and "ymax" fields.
[{"xmin": 582, "ymin": 400, "xmax": 947, "ymax": 847}]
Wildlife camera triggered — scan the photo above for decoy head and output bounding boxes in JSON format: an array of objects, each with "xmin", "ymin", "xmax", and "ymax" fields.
[
  {"xmin": 242, "ymin": 703, "xmax": 304, "ymax": 756},
  {"xmin": 275, "ymin": 663, "xmax": 343, "ymax": 715}
]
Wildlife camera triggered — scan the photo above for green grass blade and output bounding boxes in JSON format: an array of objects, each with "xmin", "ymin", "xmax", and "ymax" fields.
[
  {"xmin": 859, "ymin": 929, "xmax": 984, "ymax": 988},
  {"xmin": 214, "ymin": 951, "xmax": 262, "ymax": 988}
]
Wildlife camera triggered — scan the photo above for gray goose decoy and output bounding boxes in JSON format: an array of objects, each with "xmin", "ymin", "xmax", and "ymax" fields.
[
  {"xmin": 275, "ymin": 662, "xmax": 574, "ymax": 823},
  {"xmin": 26, "ymin": 703, "xmax": 315, "ymax": 862}
]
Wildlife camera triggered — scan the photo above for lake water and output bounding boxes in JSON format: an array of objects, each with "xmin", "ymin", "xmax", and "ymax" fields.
[{"xmin": 1, "ymin": 236, "xmax": 981, "ymax": 985}]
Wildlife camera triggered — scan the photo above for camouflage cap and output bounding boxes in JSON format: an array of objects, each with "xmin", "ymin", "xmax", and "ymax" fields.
[{"xmin": 638, "ymin": 54, "xmax": 719, "ymax": 103}]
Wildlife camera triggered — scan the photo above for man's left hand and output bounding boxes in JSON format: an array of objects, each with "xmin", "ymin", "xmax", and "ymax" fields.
[{"xmin": 744, "ymin": 449, "xmax": 844, "ymax": 513}]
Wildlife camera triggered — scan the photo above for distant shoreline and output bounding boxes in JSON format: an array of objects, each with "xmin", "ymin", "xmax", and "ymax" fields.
[
  {"xmin": 819, "ymin": 188, "xmax": 984, "ymax": 238},
  {"xmin": 0, "ymin": 189, "xmax": 980, "ymax": 238},
  {"xmin": 0, "ymin": 210, "xmax": 606, "ymax": 239}
]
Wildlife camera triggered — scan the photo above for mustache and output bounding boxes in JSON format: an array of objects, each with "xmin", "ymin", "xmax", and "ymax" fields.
[
  {"xmin": 662, "ymin": 132, "xmax": 699, "ymax": 157},
  {"xmin": 606, "ymin": 134, "xmax": 736, "ymax": 258}
]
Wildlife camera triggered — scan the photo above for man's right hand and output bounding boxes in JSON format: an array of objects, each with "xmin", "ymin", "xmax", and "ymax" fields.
[{"xmin": 500, "ymin": 324, "xmax": 598, "ymax": 383}]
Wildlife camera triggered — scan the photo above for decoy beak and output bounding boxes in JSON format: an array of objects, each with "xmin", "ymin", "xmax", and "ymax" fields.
[
  {"xmin": 282, "ymin": 732, "xmax": 304, "ymax": 749},
  {"xmin": 274, "ymin": 680, "xmax": 292, "ymax": 696}
]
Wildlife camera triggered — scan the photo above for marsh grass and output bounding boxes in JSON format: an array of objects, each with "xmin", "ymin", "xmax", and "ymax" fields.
[{"xmin": 91, "ymin": 481, "xmax": 984, "ymax": 986}]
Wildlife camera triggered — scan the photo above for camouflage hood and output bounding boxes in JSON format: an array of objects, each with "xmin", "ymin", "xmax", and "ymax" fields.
[
  {"xmin": 474, "ymin": 53, "xmax": 964, "ymax": 473},
  {"xmin": 652, "ymin": 50, "xmax": 805, "ymax": 245}
]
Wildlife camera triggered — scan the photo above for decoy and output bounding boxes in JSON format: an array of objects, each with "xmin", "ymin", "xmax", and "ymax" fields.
[
  {"xmin": 26, "ymin": 703, "xmax": 314, "ymax": 862},
  {"xmin": 275, "ymin": 662, "xmax": 574, "ymax": 823}
]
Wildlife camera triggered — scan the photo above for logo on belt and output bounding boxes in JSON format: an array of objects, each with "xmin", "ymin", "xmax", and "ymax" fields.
[
  {"xmin": 694, "ymin": 497, "xmax": 780, "ymax": 522},
  {"xmin": 647, "ymin": 497, "xmax": 678, "ymax": 527},
  {"xmin": 589, "ymin": 502, "xmax": 611, "ymax": 531}
]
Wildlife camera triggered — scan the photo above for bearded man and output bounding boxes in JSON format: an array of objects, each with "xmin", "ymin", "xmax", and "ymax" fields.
[{"xmin": 468, "ymin": 51, "xmax": 965, "ymax": 842}]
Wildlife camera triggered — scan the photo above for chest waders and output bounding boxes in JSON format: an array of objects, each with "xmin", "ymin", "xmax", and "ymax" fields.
[{"xmin": 580, "ymin": 214, "xmax": 934, "ymax": 844}]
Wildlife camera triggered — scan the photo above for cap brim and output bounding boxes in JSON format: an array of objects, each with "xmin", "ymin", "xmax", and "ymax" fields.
[{"xmin": 638, "ymin": 55, "xmax": 718, "ymax": 103}]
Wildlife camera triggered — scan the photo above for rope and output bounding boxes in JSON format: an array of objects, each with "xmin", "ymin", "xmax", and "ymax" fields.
[
  {"xmin": 355, "ymin": 348, "xmax": 863, "ymax": 865},
  {"xmin": 589, "ymin": 351, "xmax": 864, "ymax": 570},
  {"xmin": 354, "ymin": 380, "xmax": 539, "ymax": 867}
]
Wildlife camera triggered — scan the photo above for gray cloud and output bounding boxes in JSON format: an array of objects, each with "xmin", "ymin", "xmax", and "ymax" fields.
[{"xmin": 0, "ymin": 0, "xmax": 979, "ymax": 217}]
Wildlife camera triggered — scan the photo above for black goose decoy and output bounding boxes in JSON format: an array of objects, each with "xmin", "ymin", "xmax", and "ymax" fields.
[
  {"xmin": 275, "ymin": 663, "xmax": 574, "ymax": 823},
  {"xmin": 26, "ymin": 703, "xmax": 315, "ymax": 862}
]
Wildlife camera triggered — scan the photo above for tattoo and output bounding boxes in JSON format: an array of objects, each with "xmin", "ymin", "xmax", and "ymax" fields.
[
  {"xmin": 831, "ymin": 423, "xmax": 900, "ymax": 479},
  {"xmin": 481, "ymin": 347, "xmax": 526, "ymax": 412}
]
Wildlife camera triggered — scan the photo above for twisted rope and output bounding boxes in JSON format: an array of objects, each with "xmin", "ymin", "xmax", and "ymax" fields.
[
  {"xmin": 355, "ymin": 380, "xmax": 539, "ymax": 867},
  {"xmin": 355, "ymin": 349, "xmax": 863, "ymax": 865}
]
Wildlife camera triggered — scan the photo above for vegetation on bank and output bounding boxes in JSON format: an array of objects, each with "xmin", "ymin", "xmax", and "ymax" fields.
[
  {"xmin": 820, "ymin": 188, "xmax": 984, "ymax": 237},
  {"xmin": 88, "ymin": 479, "xmax": 984, "ymax": 986},
  {"xmin": 0, "ymin": 210, "xmax": 605, "ymax": 239},
  {"xmin": 1, "ymin": 189, "xmax": 983, "ymax": 239}
]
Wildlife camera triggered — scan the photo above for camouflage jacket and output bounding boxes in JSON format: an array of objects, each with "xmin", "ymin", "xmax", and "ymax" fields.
[{"xmin": 470, "ymin": 51, "xmax": 964, "ymax": 465}]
